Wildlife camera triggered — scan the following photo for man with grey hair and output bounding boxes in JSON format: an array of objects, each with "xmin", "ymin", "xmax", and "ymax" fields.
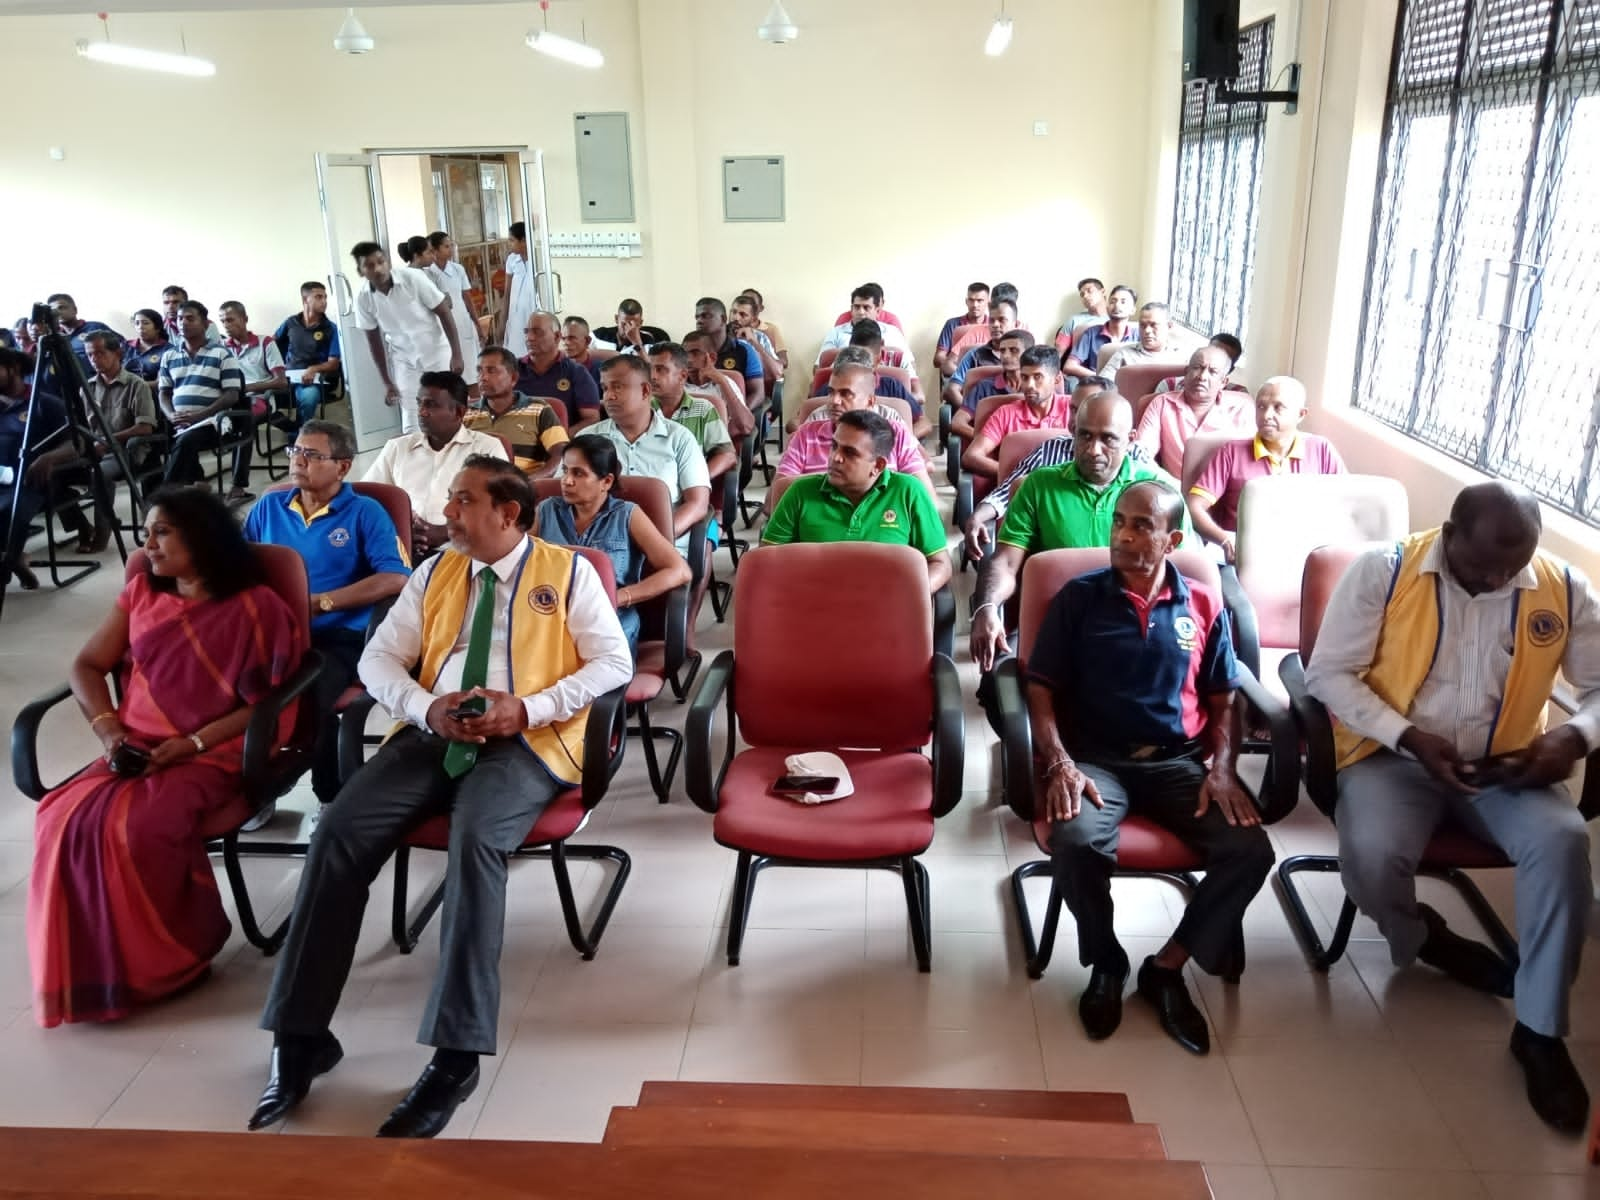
[
  {"xmin": 799, "ymin": 346, "xmax": 908, "ymax": 426},
  {"xmin": 1101, "ymin": 302, "xmax": 1180, "ymax": 375},
  {"xmin": 1132, "ymin": 344, "xmax": 1253, "ymax": 477},
  {"xmin": 517, "ymin": 310, "xmax": 600, "ymax": 430}
]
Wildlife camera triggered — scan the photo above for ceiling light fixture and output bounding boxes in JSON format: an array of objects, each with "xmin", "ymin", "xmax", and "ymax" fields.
[
  {"xmin": 527, "ymin": 0, "xmax": 604, "ymax": 69},
  {"xmin": 76, "ymin": 13, "xmax": 214, "ymax": 78},
  {"xmin": 332, "ymin": 8, "xmax": 375, "ymax": 54},
  {"xmin": 757, "ymin": 0, "xmax": 799, "ymax": 43},
  {"xmin": 984, "ymin": 3, "xmax": 1013, "ymax": 56}
]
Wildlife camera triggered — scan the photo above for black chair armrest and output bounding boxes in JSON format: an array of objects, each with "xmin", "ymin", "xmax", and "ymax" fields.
[
  {"xmin": 580, "ymin": 683, "xmax": 629, "ymax": 806},
  {"xmin": 363, "ymin": 594, "xmax": 399, "ymax": 644},
  {"xmin": 11, "ymin": 683, "xmax": 77, "ymax": 801},
  {"xmin": 661, "ymin": 581, "xmax": 690, "ymax": 676},
  {"xmin": 685, "ymin": 650, "xmax": 735, "ymax": 815},
  {"xmin": 930, "ymin": 654, "xmax": 965, "ymax": 819},
  {"xmin": 1279, "ymin": 652, "xmax": 1340, "ymax": 817},
  {"xmin": 937, "ymin": 402, "xmax": 953, "ymax": 448},
  {"xmin": 685, "ymin": 513, "xmax": 711, "ymax": 593},
  {"xmin": 242, "ymin": 650, "xmax": 325, "ymax": 791},
  {"xmin": 993, "ymin": 657, "xmax": 1036, "ymax": 821},
  {"xmin": 714, "ymin": 468, "xmax": 738, "ymax": 533},
  {"xmin": 1235, "ymin": 664, "xmax": 1300, "ymax": 825},
  {"xmin": 337, "ymin": 690, "xmax": 380, "ymax": 784},
  {"xmin": 955, "ymin": 475, "xmax": 974, "ymax": 532},
  {"xmin": 946, "ymin": 438, "xmax": 962, "ymax": 489}
]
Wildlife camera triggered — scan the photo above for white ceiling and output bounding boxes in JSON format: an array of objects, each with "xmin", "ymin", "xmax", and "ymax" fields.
[{"xmin": 0, "ymin": 0, "xmax": 537, "ymax": 13}]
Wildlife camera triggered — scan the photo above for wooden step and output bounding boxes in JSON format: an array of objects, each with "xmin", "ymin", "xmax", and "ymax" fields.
[
  {"xmin": 636, "ymin": 1080, "xmax": 1134, "ymax": 1123},
  {"xmin": 603, "ymin": 1104, "xmax": 1166, "ymax": 1160},
  {"xmin": 0, "ymin": 1129, "xmax": 1212, "ymax": 1199}
]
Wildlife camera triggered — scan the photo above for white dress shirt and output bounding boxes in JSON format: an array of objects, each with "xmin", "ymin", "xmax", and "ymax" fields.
[
  {"xmin": 355, "ymin": 266, "xmax": 450, "ymax": 369},
  {"xmin": 1305, "ymin": 536, "xmax": 1600, "ymax": 759},
  {"xmin": 815, "ymin": 321, "xmax": 916, "ymax": 371},
  {"xmin": 362, "ymin": 425, "xmax": 509, "ymax": 523},
  {"xmin": 360, "ymin": 537, "xmax": 632, "ymax": 734}
]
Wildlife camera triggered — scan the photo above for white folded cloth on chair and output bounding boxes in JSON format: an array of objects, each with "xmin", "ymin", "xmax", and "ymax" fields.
[{"xmin": 783, "ymin": 751, "xmax": 853, "ymax": 805}]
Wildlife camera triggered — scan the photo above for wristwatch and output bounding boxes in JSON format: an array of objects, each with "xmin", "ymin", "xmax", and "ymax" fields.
[{"xmin": 316, "ymin": 594, "xmax": 334, "ymax": 613}]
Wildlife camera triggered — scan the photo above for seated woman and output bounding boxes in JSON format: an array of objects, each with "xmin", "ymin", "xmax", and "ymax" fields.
[
  {"xmin": 123, "ymin": 309, "xmax": 171, "ymax": 384},
  {"xmin": 28, "ymin": 486, "xmax": 307, "ymax": 1027},
  {"xmin": 534, "ymin": 434, "xmax": 690, "ymax": 653}
]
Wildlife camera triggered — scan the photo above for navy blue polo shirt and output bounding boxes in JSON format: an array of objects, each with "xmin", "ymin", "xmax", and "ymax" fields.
[
  {"xmin": 274, "ymin": 314, "xmax": 342, "ymax": 372},
  {"xmin": 808, "ymin": 373, "xmax": 914, "ymax": 405},
  {"xmin": 123, "ymin": 340, "xmax": 170, "ymax": 383},
  {"xmin": 1027, "ymin": 562, "xmax": 1238, "ymax": 753},
  {"xmin": 516, "ymin": 353, "xmax": 600, "ymax": 415},
  {"xmin": 716, "ymin": 337, "xmax": 762, "ymax": 381},
  {"xmin": 950, "ymin": 343, "xmax": 1002, "ymax": 387},
  {"xmin": 243, "ymin": 483, "xmax": 410, "ymax": 636}
]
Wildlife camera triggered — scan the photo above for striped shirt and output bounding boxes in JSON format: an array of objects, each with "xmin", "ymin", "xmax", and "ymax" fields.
[
  {"xmin": 987, "ymin": 436, "xmax": 1151, "ymax": 520},
  {"xmin": 158, "ymin": 342, "xmax": 244, "ymax": 411}
]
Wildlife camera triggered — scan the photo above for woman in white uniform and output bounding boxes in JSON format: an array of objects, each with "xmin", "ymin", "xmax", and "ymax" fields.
[
  {"xmin": 425, "ymin": 231, "xmax": 483, "ymax": 388},
  {"xmin": 502, "ymin": 219, "xmax": 537, "ymax": 353}
]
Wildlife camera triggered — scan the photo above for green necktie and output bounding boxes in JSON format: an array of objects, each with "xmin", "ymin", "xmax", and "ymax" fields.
[{"xmin": 442, "ymin": 569, "xmax": 497, "ymax": 779}]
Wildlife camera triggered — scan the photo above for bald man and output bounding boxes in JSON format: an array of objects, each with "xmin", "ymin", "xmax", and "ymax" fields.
[{"xmin": 1307, "ymin": 481, "xmax": 1600, "ymax": 1135}]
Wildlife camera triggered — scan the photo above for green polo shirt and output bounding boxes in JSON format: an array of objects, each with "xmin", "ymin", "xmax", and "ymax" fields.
[
  {"xmin": 997, "ymin": 454, "xmax": 1188, "ymax": 552},
  {"xmin": 763, "ymin": 470, "xmax": 946, "ymax": 558}
]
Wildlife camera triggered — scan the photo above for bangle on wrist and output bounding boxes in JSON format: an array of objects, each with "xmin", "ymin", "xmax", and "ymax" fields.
[
  {"xmin": 188, "ymin": 733, "xmax": 206, "ymax": 754},
  {"xmin": 972, "ymin": 601, "xmax": 998, "ymax": 621},
  {"xmin": 90, "ymin": 711, "xmax": 118, "ymax": 728},
  {"xmin": 1042, "ymin": 756, "xmax": 1073, "ymax": 777}
]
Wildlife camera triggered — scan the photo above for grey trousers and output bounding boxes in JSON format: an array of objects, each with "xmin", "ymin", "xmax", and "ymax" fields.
[
  {"xmin": 261, "ymin": 726, "xmax": 560, "ymax": 1054},
  {"xmin": 1336, "ymin": 749, "xmax": 1592, "ymax": 1037}
]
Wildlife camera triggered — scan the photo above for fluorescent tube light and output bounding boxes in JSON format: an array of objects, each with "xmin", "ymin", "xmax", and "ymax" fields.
[
  {"xmin": 526, "ymin": 30, "xmax": 604, "ymax": 69},
  {"xmin": 984, "ymin": 16, "xmax": 1013, "ymax": 56},
  {"xmin": 76, "ymin": 37, "xmax": 215, "ymax": 77}
]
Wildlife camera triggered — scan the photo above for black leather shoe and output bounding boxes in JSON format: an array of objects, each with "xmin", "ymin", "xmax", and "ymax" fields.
[
  {"xmin": 1417, "ymin": 903, "xmax": 1514, "ymax": 998},
  {"xmin": 376, "ymin": 1063, "xmax": 481, "ymax": 1139},
  {"xmin": 248, "ymin": 1033, "xmax": 343, "ymax": 1130},
  {"xmin": 1136, "ymin": 957, "xmax": 1210, "ymax": 1055},
  {"xmin": 1511, "ymin": 1022, "xmax": 1589, "ymax": 1135},
  {"xmin": 1078, "ymin": 961, "xmax": 1130, "ymax": 1041}
]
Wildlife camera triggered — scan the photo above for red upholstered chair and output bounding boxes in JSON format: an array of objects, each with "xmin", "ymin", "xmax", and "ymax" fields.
[
  {"xmin": 523, "ymin": 395, "xmax": 570, "ymax": 428},
  {"xmin": 993, "ymin": 547, "xmax": 1299, "ymax": 980},
  {"xmin": 1272, "ymin": 544, "xmax": 1600, "ymax": 971},
  {"xmin": 947, "ymin": 324, "xmax": 990, "ymax": 361},
  {"xmin": 1113, "ymin": 361, "xmax": 1189, "ymax": 406},
  {"xmin": 685, "ymin": 543, "xmax": 964, "ymax": 970},
  {"xmin": 818, "ymin": 348, "xmax": 840, "ymax": 370},
  {"xmin": 11, "ymin": 545, "xmax": 325, "ymax": 954},
  {"xmin": 952, "ymin": 393, "xmax": 1018, "ymax": 530},
  {"xmin": 339, "ymin": 546, "xmax": 632, "ymax": 957}
]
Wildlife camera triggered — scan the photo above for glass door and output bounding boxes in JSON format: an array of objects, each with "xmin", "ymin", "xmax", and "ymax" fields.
[
  {"xmin": 518, "ymin": 150, "xmax": 561, "ymax": 311},
  {"xmin": 314, "ymin": 152, "xmax": 397, "ymax": 452}
]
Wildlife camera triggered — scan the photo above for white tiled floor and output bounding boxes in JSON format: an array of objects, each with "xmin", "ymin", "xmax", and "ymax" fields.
[{"xmin": 1, "ymin": 442, "xmax": 1598, "ymax": 1199}]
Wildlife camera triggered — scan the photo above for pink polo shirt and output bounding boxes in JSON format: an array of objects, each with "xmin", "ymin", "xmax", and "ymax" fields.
[
  {"xmin": 777, "ymin": 414, "xmax": 926, "ymax": 478},
  {"xmin": 1188, "ymin": 434, "xmax": 1347, "ymax": 532},
  {"xmin": 1134, "ymin": 389, "xmax": 1255, "ymax": 477},
  {"xmin": 978, "ymin": 392, "xmax": 1073, "ymax": 444}
]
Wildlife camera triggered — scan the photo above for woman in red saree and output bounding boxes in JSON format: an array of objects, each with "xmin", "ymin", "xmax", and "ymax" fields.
[{"xmin": 29, "ymin": 486, "xmax": 305, "ymax": 1027}]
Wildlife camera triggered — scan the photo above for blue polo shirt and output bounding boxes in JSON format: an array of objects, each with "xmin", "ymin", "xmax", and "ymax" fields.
[
  {"xmin": 1027, "ymin": 562, "xmax": 1238, "ymax": 754},
  {"xmin": 716, "ymin": 337, "xmax": 762, "ymax": 381},
  {"xmin": 516, "ymin": 354, "xmax": 600, "ymax": 415},
  {"xmin": 123, "ymin": 340, "xmax": 171, "ymax": 383},
  {"xmin": 808, "ymin": 373, "xmax": 914, "ymax": 405},
  {"xmin": 1069, "ymin": 323, "xmax": 1135, "ymax": 371},
  {"xmin": 937, "ymin": 315, "xmax": 983, "ymax": 352},
  {"xmin": 274, "ymin": 314, "xmax": 342, "ymax": 371},
  {"xmin": 244, "ymin": 483, "xmax": 410, "ymax": 636}
]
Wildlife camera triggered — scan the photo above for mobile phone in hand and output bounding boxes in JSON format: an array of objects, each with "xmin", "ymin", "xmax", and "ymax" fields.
[{"xmin": 446, "ymin": 697, "xmax": 487, "ymax": 721}]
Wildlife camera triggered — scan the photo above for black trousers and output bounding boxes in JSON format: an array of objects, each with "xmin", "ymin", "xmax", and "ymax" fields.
[
  {"xmin": 1046, "ymin": 749, "xmax": 1273, "ymax": 976},
  {"xmin": 164, "ymin": 410, "xmax": 254, "ymax": 491},
  {"xmin": 309, "ymin": 628, "xmax": 367, "ymax": 803},
  {"xmin": 261, "ymin": 726, "xmax": 560, "ymax": 1054}
]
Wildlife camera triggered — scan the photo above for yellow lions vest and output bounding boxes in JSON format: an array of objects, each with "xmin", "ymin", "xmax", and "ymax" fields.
[
  {"xmin": 1333, "ymin": 528, "xmax": 1571, "ymax": 770},
  {"xmin": 417, "ymin": 538, "xmax": 587, "ymax": 785}
]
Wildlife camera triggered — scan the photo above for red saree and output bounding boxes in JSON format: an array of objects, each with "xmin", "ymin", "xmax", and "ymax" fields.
[{"xmin": 28, "ymin": 573, "xmax": 305, "ymax": 1027}]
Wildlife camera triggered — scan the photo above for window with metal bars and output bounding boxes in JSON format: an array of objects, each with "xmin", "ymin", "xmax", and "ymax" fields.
[
  {"xmin": 1168, "ymin": 19, "xmax": 1273, "ymax": 341},
  {"xmin": 1355, "ymin": 0, "xmax": 1600, "ymax": 522}
]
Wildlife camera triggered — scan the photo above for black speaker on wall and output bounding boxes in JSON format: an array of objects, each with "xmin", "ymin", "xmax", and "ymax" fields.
[{"xmin": 1182, "ymin": 0, "xmax": 1241, "ymax": 81}]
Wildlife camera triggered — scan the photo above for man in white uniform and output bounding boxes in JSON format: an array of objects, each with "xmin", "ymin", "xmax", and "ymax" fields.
[{"xmin": 352, "ymin": 241, "xmax": 463, "ymax": 434}]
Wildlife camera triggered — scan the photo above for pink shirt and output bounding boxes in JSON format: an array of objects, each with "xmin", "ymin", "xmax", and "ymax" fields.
[
  {"xmin": 1188, "ymin": 434, "xmax": 1347, "ymax": 532},
  {"xmin": 978, "ymin": 392, "xmax": 1073, "ymax": 445},
  {"xmin": 777, "ymin": 415, "xmax": 925, "ymax": 478},
  {"xmin": 1134, "ymin": 389, "xmax": 1255, "ymax": 477}
]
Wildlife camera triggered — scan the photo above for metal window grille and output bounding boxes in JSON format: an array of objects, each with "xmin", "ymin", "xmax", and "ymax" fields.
[
  {"xmin": 1169, "ymin": 19, "xmax": 1274, "ymax": 340},
  {"xmin": 1355, "ymin": 0, "xmax": 1600, "ymax": 522}
]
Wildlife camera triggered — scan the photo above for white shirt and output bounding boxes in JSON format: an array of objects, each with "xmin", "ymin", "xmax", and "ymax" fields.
[
  {"xmin": 360, "ymin": 537, "xmax": 633, "ymax": 733},
  {"xmin": 815, "ymin": 321, "xmax": 916, "ymax": 371},
  {"xmin": 362, "ymin": 425, "xmax": 509, "ymax": 523},
  {"xmin": 1305, "ymin": 536, "xmax": 1600, "ymax": 759},
  {"xmin": 222, "ymin": 334, "xmax": 285, "ymax": 387},
  {"xmin": 505, "ymin": 252, "xmax": 537, "ymax": 348},
  {"xmin": 1101, "ymin": 343, "xmax": 1171, "ymax": 375},
  {"xmin": 354, "ymin": 266, "xmax": 450, "ymax": 368}
]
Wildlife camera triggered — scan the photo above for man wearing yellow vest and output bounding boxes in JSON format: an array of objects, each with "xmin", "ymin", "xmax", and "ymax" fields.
[
  {"xmin": 1307, "ymin": 480, "xmax": 1600, "ymax": 1135},
  {"xmin": 251, "ymin": 455, "xmax": 631, "ymax": 1139}
]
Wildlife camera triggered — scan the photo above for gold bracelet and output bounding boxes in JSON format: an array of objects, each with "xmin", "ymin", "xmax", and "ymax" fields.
[{"xmin": 89, "ymin": 712, "xmax": 119, "ymax": 728}]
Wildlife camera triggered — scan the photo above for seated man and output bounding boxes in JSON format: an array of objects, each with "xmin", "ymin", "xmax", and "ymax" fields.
[
  {"xmin": 970, "ymin": 389, "xmax": 1183, "ymax": 674},
  {"xmin": 584, "ymin": 354, "xmax": 711, "ymax": 553},
  {"xmin": 764, "ymin": 410, "xmax": 950, "ymax": 595},
  {"xmin": 252, "ymin": 455, "xmax": 632, "ymax": 1139},
  {"xmin": 796, "ymin": 335, "xmax": 916, "ymax": 422},
  {"xmin": 935, "ymin": 281, "xmax": 990, "ymax": 378},
  {"xmin": 648, "ymin": 341, "xmax": 737, "ymax": 481},
  {"xmin": 364, "ymin": 371, "xmax": 509, "ymax": 561},
  {"xmin": 951, "ymin": 328, "xmax": 1038, "ymax": 442},
  {"xmin": 730, "ymin": 295, "xmax": 785, "ymax": 381},
  {"xmin": 274, "ymin": 282, "xmax": 343, "ymax": 431},
  {"xmin": 683, "ymin": 330, "xmax": 755, "ymax": 439},
  {"xmin": 943, "ymin": 298, "xmax": 1020, "ymax": 409},
  {"xmin": 1185, "ymin": 376, "xmax": 1346, "ymax": 676},
  {"xmin": 693, "ymin": 297, "xmax": 766, "ymax": 416},
  {"xmin": 160, "ymin": 284, "xmax": 221, "ymax": 347},
  {"xmin": 1101, "ymin": 302, "xmax": 1179, "ymax": 375},
  {"xmin": 466, "ymin": 346, "xmax": 569, "ymax": 478},
  {"xmin": 559, "ymin": 316, "xmax": 606, "ymax": 386},
  {"xmin": 219, "ymin": 300, "xmax": 289, "ymax": 422},
  {"xmin": 590, "ymin": 298, "xmax": 670, "ymax": 354},
  {"xmin": 845, "ymin": 320, "xmax": 925, "ymax": 424},
  {"xmin": 1064, "ymin": 285, "xmax": 1137, "ymax": 383},
  {"xmin": 1054, "ymin": 277, "xmax": 1110, "ymax": 351},
  {"xmin": 517, "ymin": 312, "xmax": 600, "ymax": 432},
  {"xmin": 1026, "ymin": 480, "xmax": 1270, "ymax": 1055},
  {"xmin": 815, "ymin": 283, "xmax": 916, "ymax": 370},
  {"xmin": 961, "ymin": 346, "xmax": 1072, "ymax": 479},
  {"xmin": 0, "ymin": 347, "xmax": 68, "ymax": 590},
  {"xmin": 244, "ymin": 420, "xmax": 410, "ymax": 804},
  {"xmin": 778, "ymin": 361, "xmax": 934, "ymax": 498},
  {"xmin": 46, "ymin": 293, "xmax": 110, "ymax": 372},
  {"xmin": 159, "ymin": 300, "xmax": 255, "ymax": 505},
  {"xmin": 1306, "ymin": 481, "xmax": 1599, "ymax": 1134},
  {"xmin": 1133, "ymin": 345, "xmax": 1253, "ymax": 477},
  {"xmin": 1154, "ymin": 332, "xmax": 1244, "ymax": 394},
  {"xmin": 798, "ymin": 347, "xmax": 908, "ymax": 423},
  {"xmin": 831, "ymin": 281, "xmax": 904, "ymax": 330}
]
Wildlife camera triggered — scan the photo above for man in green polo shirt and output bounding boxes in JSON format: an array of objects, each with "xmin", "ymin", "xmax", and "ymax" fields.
[
  {"xmin": 648, "ymin": 341, "xmax": 737, "ymax": 478},
  {"xmin": 763, "ymin": 409, "xmax": 950, "ymax": 594},
  {"xmin": 970, "ymin": 389, "xmax": 1182, "ymax": 671}
]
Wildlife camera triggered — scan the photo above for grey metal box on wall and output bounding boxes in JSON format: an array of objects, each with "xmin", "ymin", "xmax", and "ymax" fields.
[
  {"xmin": 723, "ymin": 156, "xmax": 785, "ymax": 222},
  {"xmin": 574, "ymin": 112, "xmax": 635, "ymax": 222}
]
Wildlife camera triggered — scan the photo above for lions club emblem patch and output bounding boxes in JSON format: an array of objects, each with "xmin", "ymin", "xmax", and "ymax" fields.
[
  {"xmin": 882, "ymin": 509, "xmax": 898, "ymax": 525},
  {"xmin": 328, "ymin": 527, "xmax": 351, "ymax": 548},
  {"xmin": 1528, "ymin": 608, "xmax": 1565, "ymax": 647},
  {"xmin": 529, "ymin": 584, "xmax": 559, "ymax": 615},
  {"xmin": 556, "ymin": 378, "xmax": 571, "ymax": 391}
]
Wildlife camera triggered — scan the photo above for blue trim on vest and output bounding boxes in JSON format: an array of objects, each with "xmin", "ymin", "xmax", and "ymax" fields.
[
  {"xmin": 500, "ymin": 538, "xmax": 534, "ymax": 688},
  {"xmin": 1483, "ymin": 589, "xmax": 1523, "ymax": 757},
  {"xmin": 1384, "ymin": 542, "xmax": 1404, "ymax": 604},
  {"xmin": 1425, "ymin": 575, "xmax": 1444, "ymax": 677}
]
